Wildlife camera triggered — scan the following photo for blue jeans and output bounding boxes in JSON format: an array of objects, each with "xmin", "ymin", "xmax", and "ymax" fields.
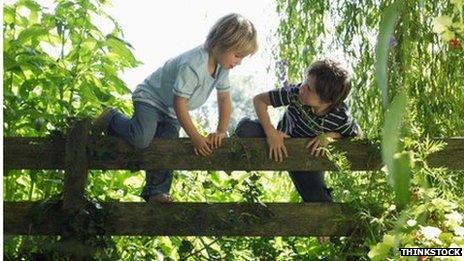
[
  {"xmin": 102, "ymin": 102, "xmax": 180, "ymax": 201},
  {"xmin": 234, "ymin": 117, "xmax": 332, "ymax": 202}
]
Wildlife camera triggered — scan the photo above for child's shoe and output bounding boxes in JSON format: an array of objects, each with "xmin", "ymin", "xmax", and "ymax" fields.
[
  {"xmin": 147, "ymin": 193, "xmax": 173, "ymax": 203},
  {"xmin": 93, "ymin": 107, "xmax": 115, "ymax": 134}
]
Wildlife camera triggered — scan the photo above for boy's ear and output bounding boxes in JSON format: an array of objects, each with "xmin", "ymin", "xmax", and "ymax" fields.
[
  {"xmin": 323, "ymin": 101, "xmax": 333, "ymax": 107},
  {"xmin": 321, "ymin": 101, "xmax": 333, "ymax": 112}
]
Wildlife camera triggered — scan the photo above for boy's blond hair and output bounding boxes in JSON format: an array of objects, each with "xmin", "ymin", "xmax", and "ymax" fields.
[{"xmin": 204, "ymin": 13, "xmax": 258, "ymax": 56}]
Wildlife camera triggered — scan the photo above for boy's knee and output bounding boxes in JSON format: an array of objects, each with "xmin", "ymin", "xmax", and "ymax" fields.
[
  {"xmin": 132, "ymin": 136, "xmax": 152, "ymax": 149},
  {"xmin": 235, "ymin": 118, "xmax": 265, "ymax": 138}
]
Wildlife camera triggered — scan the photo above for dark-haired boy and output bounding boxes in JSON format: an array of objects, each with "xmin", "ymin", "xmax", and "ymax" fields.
[{"xmin": 235, "ymin": 59, "xmax": 362, "ymax": 204}]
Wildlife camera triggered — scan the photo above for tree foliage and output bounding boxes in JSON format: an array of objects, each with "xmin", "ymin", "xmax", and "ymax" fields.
[
  {"xmin": 275, "ymin": 0, "xmax": 464, "ymax": 259},
  {"xmin": 3, "ymin": 0, "xmax": 138, "ymax": 136}
]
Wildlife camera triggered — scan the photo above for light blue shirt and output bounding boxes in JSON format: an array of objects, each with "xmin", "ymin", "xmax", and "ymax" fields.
[{"xmin": 132, "ymin": 45, "xmax": 230, "ymax": 118}]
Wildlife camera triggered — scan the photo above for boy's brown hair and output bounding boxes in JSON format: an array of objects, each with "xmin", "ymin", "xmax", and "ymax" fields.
[{"xmin": 307, "ymin": 59, "xmax": 351, "ymax": 109}]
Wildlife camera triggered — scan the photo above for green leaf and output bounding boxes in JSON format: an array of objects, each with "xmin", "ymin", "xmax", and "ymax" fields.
[
  {"xmin": 19, "ymin": 80, "xmax": 33, "ymax": 99},
  {"xmin": 368, "ymin": 241, "xmax": 391, "ymax": 261},
  {"xmin": 20, "ymin": 0, "xmax": 41, "ymax": 23},
  {"xmin": 105, "ymin": 34, "xmax": 139, "ymax": 67},
  {"xmin": 4, "ymin": 6, "xmax": 15, "ymax": 24},
  {"xmin": 178, "ymin": 239, "xmax": 194, "ymax": 255},
  {"xmin": 382, "ymin": 234, "xmax": 396, "ymax": 247},
  {"xmin": 107, "ymin": 74, "xmax": 130, "ymax": 94},
  {"xmin": 439, "ymin": 232, "xmax": 454, "ymax": 243},
  {"xmin": 375, "ymin": 1, "xmax": 403, "ymax": 109},
  {"xmin": 3, "ymin": 52, "xmax": 22, "ymax": 72},
  {"xmin": 34, "ymin": 117, "xmax": 46, "ymax": 132},
  {"xmin": 17, "ymin": 0, "xmax": 41, "ymax": 13},
  {"xmin": 82, "ymin": 37, "xmax": 98, "ymax": 51},
  {"xmin": 432, "ymin": 15, "xmax": 452, "ymax": 34},
  {"xmin": 392, "ymin": 151, "xmax": 413, "ymax": 209},
  {"xmin": 80, "ymin": 83, "xmax": 100, "ymax": 105},
  {"xmin": 94, "ymin": 89, "xmax": 111, "ymax": 102},
  {"xmin": 210, "ymin": 171, "xmax": 221, "ymax": 184},
  {"xmin": 381, "ymin": 91, "xmax": 407, "ymax": 196},
  {"xmin": 17, "ymin": 25, "xmax": 49, "ymax": 43}
]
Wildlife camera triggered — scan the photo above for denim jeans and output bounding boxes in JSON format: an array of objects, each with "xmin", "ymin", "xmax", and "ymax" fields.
[
  {"xmin": 234, "ymin": 117, "xmax": 332, "ymax": 202},
  {"xmin": 103, "ymin": 102, "xmax": 180, "ymax": 201}
]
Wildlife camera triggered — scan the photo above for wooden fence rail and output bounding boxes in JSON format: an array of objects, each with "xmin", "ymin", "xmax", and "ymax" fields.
[
  {"xmin": 3, "ymin": 120, "xmax": 464, "ymax": 238},
  {"xmin": 4, "ymin": 202, "xmax": 355, "ymax": 236},
  {"xmin": 5, "ymin": 136, "xmax": 464, "ymax": 171},
  {"xmin": 5, "ymin": 136, "xmax": 384, "ymax": 171}
]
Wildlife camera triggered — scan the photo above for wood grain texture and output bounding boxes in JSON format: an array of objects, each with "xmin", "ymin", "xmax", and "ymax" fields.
[
  {"xmin": 5, "ymin": 137, "xmax": 463, "ymax": 171},
  {"xmin": 4, "ymin": 202, "xmax": 356, "ymax": 236}
]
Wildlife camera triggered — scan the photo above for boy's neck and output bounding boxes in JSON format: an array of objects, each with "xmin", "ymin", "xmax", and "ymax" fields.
[
  {"xmin": 207, "ymin": 50, "xmax": 218, "ymax": 77},
  {"xmin": 312, "ymin": 105, "xmax": 330, "ymax": 116}
]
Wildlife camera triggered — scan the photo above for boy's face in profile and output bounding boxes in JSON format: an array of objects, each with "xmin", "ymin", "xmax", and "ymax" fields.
[
  {"xmin": 217, "ymin": 49, "xmax": 244, "ymax": 70},
  {"xmin": 298, "ymin": 75, "xmax": 332, "ymax": 109}
]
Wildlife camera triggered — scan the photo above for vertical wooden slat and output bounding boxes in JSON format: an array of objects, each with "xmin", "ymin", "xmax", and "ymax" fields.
[{"xmin": 62, "ymin": 120, "xmax": 90, "ymax": 211}]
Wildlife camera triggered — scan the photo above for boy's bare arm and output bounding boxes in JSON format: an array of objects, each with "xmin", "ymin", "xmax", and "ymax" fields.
[
  {"xmin": 216, "ymin": 91, "xmax": 231, "ymax": 133},
  {"xmin": 253, "ymin": 92, "xmax": 277, "ymax": 135},
  {"xmin": 174, "ymin": 95, "xmax": 212, "ymax": 156},
  {"xmin": 208, "ymin": 91, "xmax": 231, "ymax": 149},
  {"xmin": 326, "ymin": 132, "xmax": 342, "ymax": 139},
  {"xmin": 173, "ymin": 95, "xmax": 201, "ymax": 138},
  {"xmin": 253, "ymin": 92, "xmax": 289, "ymax": 162},
  {"xmin": 327, "ymin": 129, "xmax": 363, "ymax": 139}
]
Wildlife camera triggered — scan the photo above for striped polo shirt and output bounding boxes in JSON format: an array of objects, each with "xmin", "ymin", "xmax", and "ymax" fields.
[{"xmin": 269, "ymin": 84, "xmax": 360, "ymax": 138}]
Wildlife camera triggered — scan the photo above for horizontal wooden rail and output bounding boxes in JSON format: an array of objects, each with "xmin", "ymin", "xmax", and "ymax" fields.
[
  {"xmin": 4, "ymin": 137, "xmax": 464, "ymax": 171},
  {"xmin": 4, "ymin": 137, "xmax": 66, "ymax": 170},
  {"xmin": 4, "ymin": 201, "xmax": 356, "ymax": 236},
  {"xmin": 5, "ymin": 136, "xmax": 383, "ymax": 171}
]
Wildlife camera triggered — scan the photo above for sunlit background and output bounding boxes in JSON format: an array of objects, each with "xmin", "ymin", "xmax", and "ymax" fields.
[
  {"xmin": 103, "ymin": 0, "xmax": 282, "ymax": 132},
  {"xmin": 107, "ymin": 0, "xmax": 278, "ymax": 91},
  {"xmin": 104, "ymin": 0, "xmax": 282, "ymax": 133}
]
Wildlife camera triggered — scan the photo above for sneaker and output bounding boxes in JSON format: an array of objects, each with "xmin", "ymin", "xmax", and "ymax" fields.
[
  {"xmin": 93, "ymin": 107, "xmax": 115, "ymax": 133},
  {"xmin": 147, "ymin": 193, "xmax": 173, "ymax": 203}
]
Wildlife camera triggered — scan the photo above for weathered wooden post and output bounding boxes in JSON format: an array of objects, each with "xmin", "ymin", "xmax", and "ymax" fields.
[
  {"xmin": 63, "ymin": 119, "xmax": 90, "ymax": 210},
  {"xmin": 61, "ymin": 119, "xmax": 91, "ymax": 259}
]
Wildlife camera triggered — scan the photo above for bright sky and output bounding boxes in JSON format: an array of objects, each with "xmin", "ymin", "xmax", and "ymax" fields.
[{"xmin": 106, "ymin": 0, "xmax": 279, "ymax": 92}]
